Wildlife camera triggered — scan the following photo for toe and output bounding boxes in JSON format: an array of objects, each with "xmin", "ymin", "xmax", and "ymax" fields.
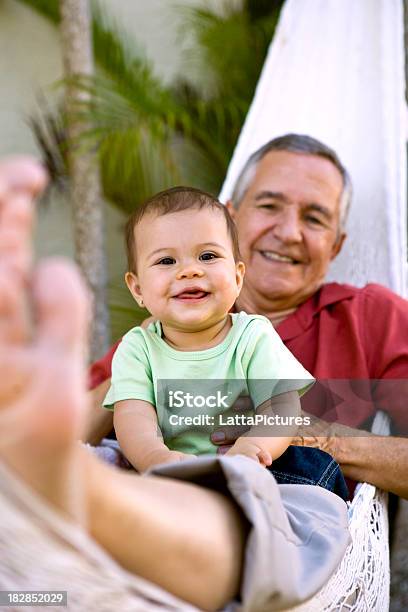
[
  {"xmin": 33, "ymin": 259, "xmax": 90, "ymax": 357},
  {"xmin": 0, "ymin": 157, "xmax": 47, "ymax": 200},
  {"xmin": 0, "ymin": 193, "xmax": 34, "ymax": 344}
]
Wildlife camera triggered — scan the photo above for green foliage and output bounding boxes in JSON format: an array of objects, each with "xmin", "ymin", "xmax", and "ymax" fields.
[
  {"xmin": 68, "ymin": 72, "xmax": 189, "ymax": 210},
  {"xmin": 108, "ymin": 277, "xmax": 148, "ymax": 340},
  {"xmin": 21, "ymin": 0, "xmax": 283, "ymax": 207},
  {"xmin": 19, "ymin": 0, "xmax": 59, "ymax": 23},
  {"xmin": 173, "ymin": 0, "xmax": 283, "ymax": 187},
  {"xmin": 178, "ymin": 1, "xmax": 281, "ymax": 99}
]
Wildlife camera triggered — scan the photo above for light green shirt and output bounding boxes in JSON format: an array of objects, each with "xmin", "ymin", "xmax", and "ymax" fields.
[{"xmin": 104, "ymin": 312, "xmax": 314, "ymax": 455}]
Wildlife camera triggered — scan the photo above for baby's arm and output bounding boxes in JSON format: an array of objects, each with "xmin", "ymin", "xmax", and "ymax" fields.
[
  {"xmin": 225, "ymin": 390, "xmax": 301, "ymax": 466},
  {"xmin": 114, "ymin": 399, "xmax": 193, "ymax": 472}
]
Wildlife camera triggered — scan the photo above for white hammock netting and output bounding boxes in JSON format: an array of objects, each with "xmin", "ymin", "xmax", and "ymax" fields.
[{"xmin": 288, "ymin": 416, "xmax": 390, "ymax": 612}]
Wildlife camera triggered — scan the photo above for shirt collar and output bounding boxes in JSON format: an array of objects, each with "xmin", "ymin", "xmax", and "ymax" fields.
[{"xmin": 276, "ymin": 283, "xmax": 357, "ymax": 341}]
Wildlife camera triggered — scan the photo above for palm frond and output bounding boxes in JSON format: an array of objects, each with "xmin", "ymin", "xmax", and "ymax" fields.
[
  {"xmin": 176, "ymin": 1, "xmax": 281, "ymax": 100},
  {"xmin": 171, "ymin": 0, "xmax": 283, "ymax": 184},
  {"xmin": 244, "ymin": 0, "xmax": 283, "ymax": 23},
  {"xmin": 17, "ymin": 0, "xmax": 59, "ymax": 23},
  {"xmin": 18, "ymin": 0, "xmax": 175, "ymax": 112},
  {"xmin": 90, "ymin": 3, "xmax": 178, "ymax": 116},
  {"xmin": 22, "ymin": 0, "xmax": 283, "ymax": 210},
  {"xmin": 27, "ymin": 97, "xmax": 68, "ymax": 203},
  {"xmin": 99, "ymin": 127, "xmax": 184, "ymax": 213}
]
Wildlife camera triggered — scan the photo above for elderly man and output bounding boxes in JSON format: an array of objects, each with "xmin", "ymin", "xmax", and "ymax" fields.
[{"xmin": 89, "ymin": 133, "xmax": 408, "ymax": 498}]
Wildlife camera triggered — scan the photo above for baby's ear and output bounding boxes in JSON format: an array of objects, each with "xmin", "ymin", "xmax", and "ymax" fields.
[
  {"xmin": 235, "ymin": 261, "xmax": 245, "ymax": 293},
  {"xmin": 125, "ymin": 272, "xmax": 144, "ymax": 308}
]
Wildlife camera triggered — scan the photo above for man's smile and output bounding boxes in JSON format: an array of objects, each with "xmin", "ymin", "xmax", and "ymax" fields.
[{"xmin": 258, "ymin": 250, "xmax": 302, "ymax": 265}]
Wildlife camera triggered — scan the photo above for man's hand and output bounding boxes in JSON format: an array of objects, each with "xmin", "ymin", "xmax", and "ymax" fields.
[
  {"xmin": 212, "ymin": 407, "xmax": 408, "ymax": 498},
  {"xmin": 291, "ymin": 411, "xmax": 371, "ymax": 461},
  {"xmin": 225, "ymin": 438, "xmax": 272, "ymax": 467},
  {"xmin": 211, "ymin": 396, "xmax": 252, "ymax": 453},
  {"xmin": 289, "ymin": 412, "xmax": 408, "ymax": 498}
]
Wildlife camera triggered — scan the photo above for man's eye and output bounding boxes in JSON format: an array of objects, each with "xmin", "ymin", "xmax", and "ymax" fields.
[
  {"xmin": 260, "ymin": 203, "xmax": 278, "ymax": 211},
  {"xmin": 199, "ymin": 252, "xmax": 218, "ymax": 261},
  {"xmin": 156, "ymin": 257, "xmax": 175, "ymax": 265},
  {"xmin": 305, "ymin": 215, "xmax": 323, "ymax": 226}
]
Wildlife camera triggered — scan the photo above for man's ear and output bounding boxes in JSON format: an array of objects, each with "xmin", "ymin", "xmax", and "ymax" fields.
[
  {"xmin": 226, "ymin": 200, "xmax": 235, "ymax": 219},
  {"xmin": 125, "ymin": 272, "xmax": 144, "ymax": 307},
  {"xmin": 331, "ymin": 232, "xmax": 347, "ymax": 260},
  {"xmin": 235, "ymin": 261, "xmax": 245, "ymax": 294}
]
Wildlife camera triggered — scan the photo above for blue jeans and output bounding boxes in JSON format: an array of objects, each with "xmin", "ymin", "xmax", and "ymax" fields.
[{"xmin": 269, "ymin": 446, "xmax": 349, "ymax": 501}]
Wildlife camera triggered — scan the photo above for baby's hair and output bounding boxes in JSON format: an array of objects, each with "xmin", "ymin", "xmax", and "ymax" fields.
[{"xmin": 125, "ymin": 186, "xmax": 241, "ymax": 273}]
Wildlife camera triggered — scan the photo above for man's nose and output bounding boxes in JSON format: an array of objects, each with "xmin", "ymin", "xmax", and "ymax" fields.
[
  {"xmin": 176, "ymin": 262, "xmax": 204, "ymax": 279},
  {"xmin": 272, "ymin": 209, "xmax": 302, "ymax": 243}
]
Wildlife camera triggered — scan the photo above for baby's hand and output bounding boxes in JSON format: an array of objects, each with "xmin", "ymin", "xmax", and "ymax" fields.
[
  {"xmin": 163, "ymin": 450, "xmax": 197, "ymax": 464},
  {"xmin": 225, "ymin": 438, "xmax": 272, "ymax": 467},
  {"xmin": 143, "ymin": 449, "xmax": 197, "ymax": 471}
]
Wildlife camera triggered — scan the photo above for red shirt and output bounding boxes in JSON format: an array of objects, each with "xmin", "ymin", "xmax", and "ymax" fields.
[{"xmin": 89, "ymin": 283, "xmax": 408, "ymax": 434}]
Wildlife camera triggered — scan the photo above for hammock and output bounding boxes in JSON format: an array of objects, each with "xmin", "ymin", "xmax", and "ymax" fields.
[{"xmin": 220, "ymin": 1, "xmax": 407, "ymax": 609}]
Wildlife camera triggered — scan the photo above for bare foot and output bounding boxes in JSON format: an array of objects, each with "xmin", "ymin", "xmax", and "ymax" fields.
[{"xmin": 0, "ymin": 158, "xmax": 89, "ymax": 522}]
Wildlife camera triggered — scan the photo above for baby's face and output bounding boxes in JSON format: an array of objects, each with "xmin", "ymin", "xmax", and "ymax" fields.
[{"xmin": 126, "ymin": 208, "xmax": 245, "ymax": 332}]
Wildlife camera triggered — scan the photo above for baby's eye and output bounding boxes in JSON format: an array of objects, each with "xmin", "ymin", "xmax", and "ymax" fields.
[
  {"xmin": 199, "ymin": 252, "xmax": 218, "ymax": 261},
  {"xmin": 156, "ymin": 257, "xmax": 175, "ymax": 265}
]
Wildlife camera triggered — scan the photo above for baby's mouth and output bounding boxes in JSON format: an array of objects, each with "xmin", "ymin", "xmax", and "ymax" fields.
[{"xmin": 173, "ymin": 289, "xmax": 209, "ymax": 300}]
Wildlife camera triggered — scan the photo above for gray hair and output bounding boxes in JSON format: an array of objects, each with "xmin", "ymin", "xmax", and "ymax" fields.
[{"xmin": 230, "ymin": 133, "xmax": 352, "ymax": 232}]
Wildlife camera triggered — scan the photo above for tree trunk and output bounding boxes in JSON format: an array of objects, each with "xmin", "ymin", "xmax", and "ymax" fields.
[{"xmin": 59, "ymin": 0, "xmax": 109, "ymax": 360}]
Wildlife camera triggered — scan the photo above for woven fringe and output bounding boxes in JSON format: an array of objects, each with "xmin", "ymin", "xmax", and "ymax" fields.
[{"xmin": 287, "ymin": 484, "xmax": 389, "ymax": 611}]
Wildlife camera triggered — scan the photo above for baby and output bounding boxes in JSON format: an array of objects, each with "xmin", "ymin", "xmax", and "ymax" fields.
[{"xmin": 104, "ymin": 187, "xmax": 314, "ymax": 472}]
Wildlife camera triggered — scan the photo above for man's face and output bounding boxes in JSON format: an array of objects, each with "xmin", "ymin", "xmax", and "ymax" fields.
[{"xmin": 228, "ymin": 150, "xmax": 346, "ymax": 310}]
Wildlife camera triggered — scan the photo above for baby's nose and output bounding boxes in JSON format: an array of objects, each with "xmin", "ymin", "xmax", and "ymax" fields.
[{"xmin": 177, "ymin": 264, "xmax": 204, "ymax": 279}]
